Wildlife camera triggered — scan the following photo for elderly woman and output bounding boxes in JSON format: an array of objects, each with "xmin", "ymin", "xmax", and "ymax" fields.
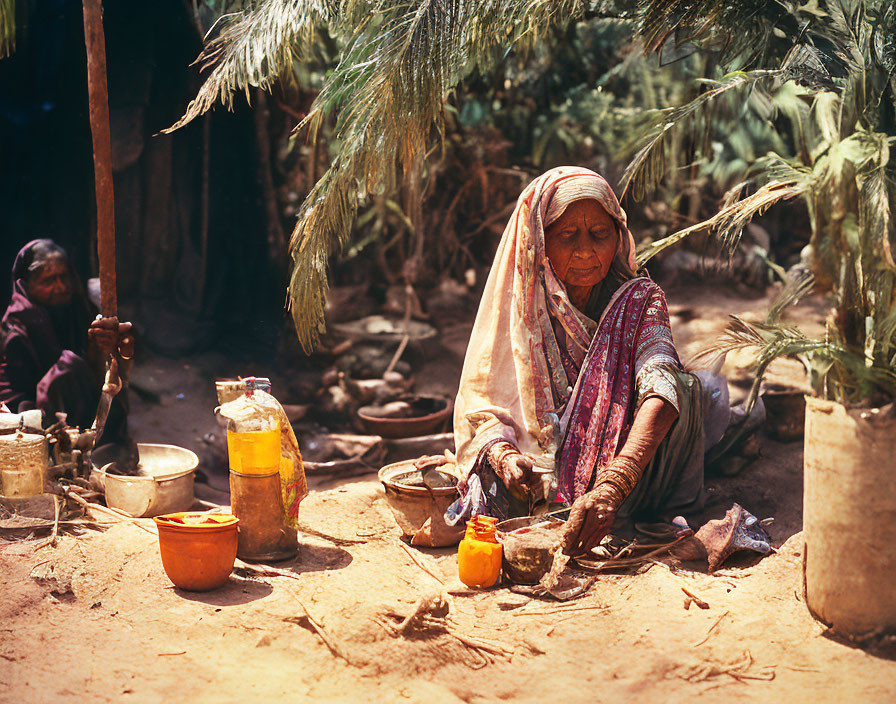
[
  {"xmin": 0, "ymin": 239, "xmax": 133, "ymax": 439},
  {"xmin": 448, "ymin": 167, "xmax": 735, "ymax": 556}
]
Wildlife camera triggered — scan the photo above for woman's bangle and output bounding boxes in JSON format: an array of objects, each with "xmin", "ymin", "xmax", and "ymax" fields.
[
  {"xmin": 596, "ymin": 456, "xmax": 643, "ymax": 503},
  {"xmin": 488, "ymin": 442, "xmax": 519, "ymax": 475}
]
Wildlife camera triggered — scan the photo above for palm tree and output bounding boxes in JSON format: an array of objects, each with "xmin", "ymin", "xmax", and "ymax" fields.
[
  {"xmin": 166, "ymin": 1, "xmax": 640, "ymax": 350},
  {"xmin": 1, "ymin": 0, "xmax": 14, "ymax": 58},
  {"xmin": 625, "ymin": 0, "xmax": 896, "ymax": 407}
]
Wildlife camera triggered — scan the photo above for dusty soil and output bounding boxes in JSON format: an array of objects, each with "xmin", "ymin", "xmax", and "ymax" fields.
[{"xmin": 2, "ymin": 284, "xmax": 894, "ymax": 703}]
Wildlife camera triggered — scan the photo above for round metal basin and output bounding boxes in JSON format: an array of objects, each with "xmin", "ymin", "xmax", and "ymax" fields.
[{"xmin": 92, "ymin": 443, "xmax": 198, "ymax": 518}]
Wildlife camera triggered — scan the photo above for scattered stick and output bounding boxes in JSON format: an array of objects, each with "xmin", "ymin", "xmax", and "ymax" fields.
[
  {"xmin": 299, "ymin": 525, "xmax": 368, "ymax": 546},
  {"xmin": 514, "ymin": 603, "xmax": 608, "ymax": 617},
  {"xmin": 233, "ymin": 559, "xmax": 301, "ymax": 582},
  {"xmin": 675, "ymin": 649, "xmax": 775, "ymax": 683},
  {"xmin": 284, "ymin": 600, "xmax": 357, "ymax": 667},
  {"xmin": 63, "ymin": 490, "xmax": 157, "ymax": 536},
  {"xmin": 693, "ymin": 610, "xmax": 730, "ymax": 647},
  {"xmin": 157, "ymin": 651, "xmax": 186, "ymax": 657},
  {"xmin": 397, "ymin": 540, "xmax": 445, "ymax": 584},
  {"xmin": 682, "ymin": 586, "xmax": 710, "ymax": 610},
  {"xmin": 545, "ymin": 614, "xmax": 578, "ymax": 636},
  {"xmin": 34, "ymin": 496, "xmax": 60, "ymax": 550},
  {"xmin": 445, "ymin": 625, "xmax": 513, "ymax": 658}
]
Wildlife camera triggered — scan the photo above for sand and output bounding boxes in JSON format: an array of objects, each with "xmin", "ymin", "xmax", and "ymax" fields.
[{"xmin": 2, "ymin": 285, "xmax": 894, "ymax": 703}]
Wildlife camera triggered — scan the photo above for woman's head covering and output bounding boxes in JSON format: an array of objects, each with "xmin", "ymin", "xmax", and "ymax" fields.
[
  {"xmin": 11, "ymin": 239, "xmax": 70, "ymax": 289},
  {"xmin": 2, "ymin": 239, "xmax": 89, "ymax": 361},
  {"xmin": 453, "ymin": 166, "xmax": 640, "ymax": 476}
]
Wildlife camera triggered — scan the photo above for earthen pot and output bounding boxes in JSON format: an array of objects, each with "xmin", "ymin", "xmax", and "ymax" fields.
[{"xmin": 154, "ymin": 512, "xmax": 239, "ymax": 591}]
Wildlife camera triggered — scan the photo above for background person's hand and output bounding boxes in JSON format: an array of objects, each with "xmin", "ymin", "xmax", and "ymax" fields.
[
  {"xmin": 89, "ymin": 316, "xmax": 134, "ymax": 359},
  {"xmin": 561, "ymin": 484, "xmax": 619, "ymax": 556}
]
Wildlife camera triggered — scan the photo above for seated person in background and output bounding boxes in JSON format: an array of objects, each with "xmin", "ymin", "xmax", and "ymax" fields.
[
  {"xmin": 447, "ymin": 167, "xmax": 750, "ymax": 556},
  {"xmin": 0, "ymin": 239, "xmax": 133, "ymax": 442}
]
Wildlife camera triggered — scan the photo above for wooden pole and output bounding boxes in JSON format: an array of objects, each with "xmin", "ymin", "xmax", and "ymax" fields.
[{"xmin": 81, "ymin": 0, "xmax": 117, "ymax": 318}]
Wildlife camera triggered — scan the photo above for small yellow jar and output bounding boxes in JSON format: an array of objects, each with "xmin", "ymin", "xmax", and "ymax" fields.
[{"xmin": 457, "ymin": 515, "xmax": 502, "ymax": 588}]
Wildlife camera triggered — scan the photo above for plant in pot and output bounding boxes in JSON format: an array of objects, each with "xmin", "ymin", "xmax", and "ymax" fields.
[{"xmin": 624, "ymin": 1, "xmax": 896, "ymax": 638}]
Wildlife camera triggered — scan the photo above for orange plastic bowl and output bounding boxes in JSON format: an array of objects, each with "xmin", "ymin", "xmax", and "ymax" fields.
[{"xmin": 153, "ymin": 512, "xmax": 239, "ymax": 591}]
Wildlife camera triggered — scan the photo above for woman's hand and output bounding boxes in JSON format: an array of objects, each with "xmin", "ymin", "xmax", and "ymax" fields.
[
  {"xmin": 561, "ymin": 483, "xmax": 619, "ymax": 556},
  {"xmin": 496, "ymin": 452, "xmax": 535, "ymax": 498},
  {"xmin": 89, "ymin": 316, "xmax": 134, "ymax": 360}
]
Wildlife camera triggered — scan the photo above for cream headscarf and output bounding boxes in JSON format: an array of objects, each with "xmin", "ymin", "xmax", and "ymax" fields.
[{"xmin": 453, "ymin": 167, "xmax": 638, "ymax": 477}]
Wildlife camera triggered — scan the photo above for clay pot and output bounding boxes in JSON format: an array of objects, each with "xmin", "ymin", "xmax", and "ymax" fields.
[
  {"xmin": 378, "ymin": 459, "xmax": 462, "ymax": 546},
  {"xmin": 154, "ymin": 512, "xmax": 239, "ymax": 591},
  {"xmin": 496, "ymin": 516, "xmax": 565, "ymax": 585},
  {"xmin": 358, "ymin": 395, "xmax": 452, "ymax": 439},
  {"xmin": 804, "ymin": 397, "xmax": 896, "ymax": 637},
  {"xmin": 761, "ymin": 385, "xmax": 806, "ymax": 441}
]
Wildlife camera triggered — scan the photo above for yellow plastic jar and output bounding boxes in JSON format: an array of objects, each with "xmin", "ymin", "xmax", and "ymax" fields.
[{"xmin": 457, "ymin": 515, "xmax": 502, "ymax": 588}]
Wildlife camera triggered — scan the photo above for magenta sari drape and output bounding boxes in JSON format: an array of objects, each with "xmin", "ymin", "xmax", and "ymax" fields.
[{"xmin": 555, "ymin": 277, "xmax": 681, "ymax": 503}]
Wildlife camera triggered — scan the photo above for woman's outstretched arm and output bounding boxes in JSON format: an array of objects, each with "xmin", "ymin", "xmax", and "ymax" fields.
[{"xmin": 561, "ymin": 396, "xmax": 678, "ymax": 556}]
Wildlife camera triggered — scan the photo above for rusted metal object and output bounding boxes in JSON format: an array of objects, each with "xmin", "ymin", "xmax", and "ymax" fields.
[
  {"xmin": 81, "ymin": 0, "xmax": 116, "ymax": 318},
  {"xmin": 229, "ymin": 472, "xmax": 298, "ymax": 562}
]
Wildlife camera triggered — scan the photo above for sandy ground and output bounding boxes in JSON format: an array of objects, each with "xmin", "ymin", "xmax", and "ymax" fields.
[{"xmin": 2, "ymin": 284, "xmax": 895, "ymax": 703}]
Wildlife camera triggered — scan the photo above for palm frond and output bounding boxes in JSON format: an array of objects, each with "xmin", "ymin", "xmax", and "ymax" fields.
[
  {"xmin": 696, "ymin": 313, "xmax": 896, "ymax": 409},
  {"xmin": 636, "ymin": 177, "xmax": 805, "ymax": 266},
  {"xmin": 286, "ymin": 0, "xmax": 587, "ymax": 350},
  {"xmin": 619, "ymin": 69, "xmax": 781, "ymax": 200},
  {"xmin": 0, "ymin": 0, "xmax": 14, "ymax": 59},
  {"xmin": 165, "ymin": 0, "xmax": 337, "ymax": 133},
  {"xmin": 767, "ymin": 268, "xmax": 815, "ymax": 324},
  {"xmin": 637, "ymin": 0, "xmax": 794, "ymax": 67},
  {"xmin": 855, "ymin": 129, "xmax": 895, "ymax": 268}
]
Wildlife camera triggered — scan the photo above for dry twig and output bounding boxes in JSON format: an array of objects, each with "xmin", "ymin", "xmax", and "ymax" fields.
[
  {"xmin": 693, "ymin": 610, "xmax": 730, "ymax": 647},
  {"xmin": 285, "ymin": 600, "xmax": 358, "ymax": 667},
  {"xmin": 682, "ymin": 586, "xmax": 710, "ymax": 610},
  {"xmin": 514, "ymin": 603, "xmax": 608, "ymax": 617},
  {"xmin": 33, "ymin": 496, "xmax": 60, "ymax": 550},
  {"xmin": 299, "ymin": 525, "xmax": 368, "ymax": 546},
  {"xmin": 397, "ymin": 540, "xmax": 445, "ymax": 584},
  {"xmin": 675, "ymin": 649, "xmax": 775, "ymax": 683},
  {"xmin": 63, "ymin": 490, "xmax": 157, "ymax": 535}
]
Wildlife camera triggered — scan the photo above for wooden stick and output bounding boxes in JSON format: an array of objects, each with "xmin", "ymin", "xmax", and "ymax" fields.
[
  {"xmin": 64, "ymin": 490, "xmax": 157, "ymax": 535},
  {"xmin": 444, "ymin": 625, "xmax": 513, "ymax": 657},
  {"xmin": 384, "ymin": 284, "xmax": 414, "ymax": 377},
  {"xmin": 514, "ymin": 603, "xmax": 608, "ymax": 617},
  {"xmin": 34, "ymin": 496, "xmax": 60, "ymax": 550},
  {"xmin": 692, "ymin": 610, "xmax": 730, "ymax": 647},
  {"xmin": 299, "ymin": 525, "xmax": 368, "ymax": 546},
  {"xmin": 285, "ymin": 600, "xmax": 358, "ymax": 667},
  {"xmin": 397, "ymin": 540, "xmax": 445, "ymax": 584},
  {"xmin": 81, "ymin": 0, "xmax": 117, "ymax": 318},
  {"xmin": 681, "ymin": 586, "xmax": 710, "ymax": 609}
]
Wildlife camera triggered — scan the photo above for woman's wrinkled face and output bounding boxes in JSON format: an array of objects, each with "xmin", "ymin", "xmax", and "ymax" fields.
[
  {"xmin": 544, "ymin": 199, "xmax": 618, "ymax": 289},
  {"xmin": 26, "ymin": 256, "xmax": 72, "ymax": 306}
]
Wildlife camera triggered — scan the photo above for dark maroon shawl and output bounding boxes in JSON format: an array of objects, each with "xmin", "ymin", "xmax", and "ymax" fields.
[{"xmin": 0, "ymin": 240, "xmax": 92, "ymax": 413}]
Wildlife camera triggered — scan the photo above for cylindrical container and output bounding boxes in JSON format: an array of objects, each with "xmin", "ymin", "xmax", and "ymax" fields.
[
  {"xmin": 227, "ymin": 422, "xmax": 281, "ymax": 477},
  {"xmin": 154, "ymin": 512, "xmax": 239, "ymax": 591},
  {"xmin": 229, "ymin": 471, "xmax": 297, "ymax": 561},
  {"xmin": 803, "ymin": 396, "xmax": 896, "ymax": 637},
  {"xmin": 458, "ymin": 515, "xmax": 502, "ymax": 588},
  {"xmin": 0, "ymin": 430, "xmax": 48, "ymax": 498}
]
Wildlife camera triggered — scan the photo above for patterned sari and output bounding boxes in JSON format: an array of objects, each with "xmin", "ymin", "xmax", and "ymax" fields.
[{"xmin": 448, "ymin": 167, "xmax": 706, "ymax": 524}]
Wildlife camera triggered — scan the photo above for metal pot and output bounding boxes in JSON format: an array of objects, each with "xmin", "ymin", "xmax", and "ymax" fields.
[
  {"xmin": 92, "ymin": 443, "xmax": 198, "ymax": 518},
  {"xmin": 378, "ymin": 459, "xmax": 461, "ymax": 540}
]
